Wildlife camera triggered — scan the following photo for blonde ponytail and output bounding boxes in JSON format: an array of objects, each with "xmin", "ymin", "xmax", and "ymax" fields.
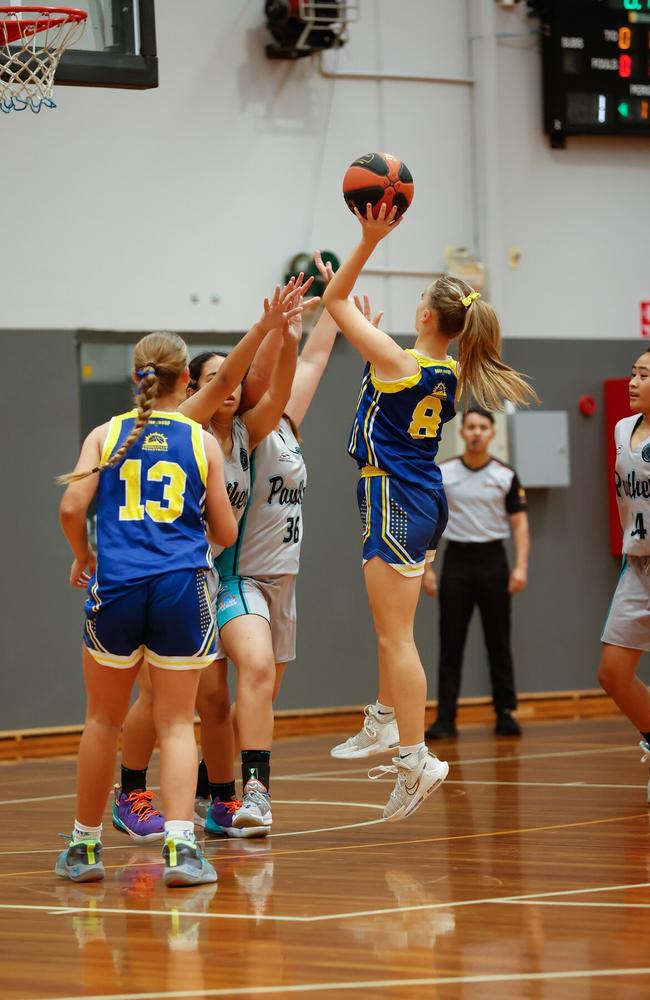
[
  {"xmin": 57, "ymin": 333, "xmax": 188, "ymax": 485},
  {"xmin": 426, "ymin": 275, "xmax": 539, "ymax": 410}
]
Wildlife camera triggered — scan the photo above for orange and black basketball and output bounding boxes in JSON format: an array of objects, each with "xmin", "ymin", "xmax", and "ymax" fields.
[{"xmin": 342, "ymin": 152, "xmax": 414, "ymax": 221}]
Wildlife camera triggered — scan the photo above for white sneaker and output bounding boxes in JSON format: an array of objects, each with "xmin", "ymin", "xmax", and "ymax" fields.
[
  {"xmin": 369, "ymin": 747, "xmax": 449, "ymax": 822},
  {"xmin": 330, "ymin": 705, "xmax": 399, "ymax": 760},
  {"xmin": 640, "ymin": 740, "xmax": 650, "ymax": 805},
  {"xmin": 231, "ymin": 778, "xmax": 272, "ymax": 837},
  {"xmin": 193, "ymin": 796, "xmax": 210, "ymax": 829}
]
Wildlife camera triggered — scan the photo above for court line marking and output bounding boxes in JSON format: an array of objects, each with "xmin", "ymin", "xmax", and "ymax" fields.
[
  {"xmin": 0, "ymin": 812, "xmax": 645, "ymax": 880},
  {"xmin": 274, "ymin": 744, "xmax": 635, "ymax": 780},
  {"xmin": 295, "ymin": 777, "xmax": 649, "ymax": 791},
  {"xmin": 2, "ymin": 879, "xmax": 649, "ymax": 927},
  {"xmin": 0, "ymin": 800, "xmax": 384, "ymax": 857},
  {"xmin": 502, "ymin": 900, "xmax": 650, "ymax": 909},
  {"xmin": 27, "ymin": 966, "xmax": 650, "ymax": 999},
  {"xmin": 0, "ymin": 744, "xmax": 637, "ymax": 808}
]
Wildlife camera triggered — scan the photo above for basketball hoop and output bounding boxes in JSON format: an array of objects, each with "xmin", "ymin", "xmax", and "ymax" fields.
[{"xmin": 0, "ymin": 6, "xmax": 87, "ymax": 113}]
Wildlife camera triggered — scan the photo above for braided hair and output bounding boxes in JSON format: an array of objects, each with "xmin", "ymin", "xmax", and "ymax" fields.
[{"xmin": 57, "ymin": 332, "xmax": 189, "ymax": 484}]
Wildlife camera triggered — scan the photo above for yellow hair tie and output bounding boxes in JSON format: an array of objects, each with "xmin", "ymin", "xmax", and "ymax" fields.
[{"xmin": 460, "ymin": 291, "xmax": 481, "ymax": 308}]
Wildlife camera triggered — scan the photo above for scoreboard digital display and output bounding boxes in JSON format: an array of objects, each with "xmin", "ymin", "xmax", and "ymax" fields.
[{"xmin": 530, "ymin": 0, "xmax": 650, "ymax": 145}]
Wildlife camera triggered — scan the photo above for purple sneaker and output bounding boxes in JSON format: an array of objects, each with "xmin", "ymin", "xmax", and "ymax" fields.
[
  {"xmin": 112, "ymin": 785, "xmax": 165, "ymax": 843},
  {"xmin": 204, "ymin": 797, "xmax": 243, "ymax": 838}
]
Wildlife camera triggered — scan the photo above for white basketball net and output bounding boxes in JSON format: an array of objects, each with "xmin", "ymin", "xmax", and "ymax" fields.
[{"xmin": 0, "ymin": 7, "xmax": 87, "ymax": 113}]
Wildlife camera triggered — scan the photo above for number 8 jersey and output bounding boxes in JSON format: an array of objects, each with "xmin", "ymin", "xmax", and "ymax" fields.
[
  {"xmin": 614, "ymin": 414, "xmax": 650, "ymax": 557},
  {"xmin": 96, "ymin": 409, "xmax": 213, "ymax": 587},
  {"xmin": 349, "ymin": 350, "xmax": 457, "ymax": 489}
]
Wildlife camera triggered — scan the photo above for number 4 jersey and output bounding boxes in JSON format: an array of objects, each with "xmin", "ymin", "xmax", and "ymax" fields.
[
  {"xmin": 96, "ymin": 409, "xmax": 213, "ymax": 587},
  {"xmin": 349, "ymin": 350, "xmax": 457, "ymax": 489},
  {"xmin": 216, "ymin": 417, "xmax": 307, "ymax": 578},
  {"xmin": 614, "ymin": 414, "xmax": 650, "ymax": 556}
]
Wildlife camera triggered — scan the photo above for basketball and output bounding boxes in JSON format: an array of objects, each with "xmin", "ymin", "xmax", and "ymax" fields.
[{"xmin": 342, "ymin": 152, "xmax": 414, "ymax": 220}]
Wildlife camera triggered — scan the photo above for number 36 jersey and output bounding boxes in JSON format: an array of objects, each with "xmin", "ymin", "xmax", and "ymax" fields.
[
  {"xmin": 614, "ymin": 414, "xmax": 650, "ymax": 557},
  {"xmin": 348, "ymin": 350, "xmax": 457, "ymax": 489},
  {"xmin": 96, "ymin": 410, "xmax": 212, "ymax": 587},
  {"xmin": 216, "ymin": 417, "xmax": 306, "ymax": 578}
]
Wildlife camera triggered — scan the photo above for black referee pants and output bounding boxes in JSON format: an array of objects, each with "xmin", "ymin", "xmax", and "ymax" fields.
[{"xmin": 436, "ymin": 540, "xmax": 517, "ymax": 727}]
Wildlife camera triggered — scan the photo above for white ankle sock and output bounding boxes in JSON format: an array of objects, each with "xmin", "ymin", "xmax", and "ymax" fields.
[
  {"xmin": 374, "ymin": 701, "xmax": 395, "ymax": 718},
  {"xmin": 398, "ymin": 742, "xmax": 426, "ymax": 767},
  {"xmin": 164, "ymin": 820, "xmax": 195, "ymax": 843},
  {"xmin": 72, "ymin": 820, "xmax": 102, "ymax": 842}
]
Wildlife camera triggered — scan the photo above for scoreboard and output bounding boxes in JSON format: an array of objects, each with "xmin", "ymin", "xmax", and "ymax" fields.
[{"xmin": 529, "ymin": 0, "xmax": 650, "ymax": 145}]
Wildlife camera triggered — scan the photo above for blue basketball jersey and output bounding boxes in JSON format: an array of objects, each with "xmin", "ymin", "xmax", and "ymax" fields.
[
  {"xmin": 348, "ymin": 350, "xmax": 458, "ymax": 489},
  {"xmin": 95, "ymin": 410, "xmax": 212, "ymax": 587}
]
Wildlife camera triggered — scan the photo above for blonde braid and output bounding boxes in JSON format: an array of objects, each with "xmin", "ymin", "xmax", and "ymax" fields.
[
  {"xmin": 57, "ymin": 332, "xmax": 189, "ymax": 486},
  {"xmin": 104, "ymin": 370, "xmax": 158, "ymax": 470},
  {"xmin": 56, "ymin": 369, "xmax": 160, "ymax": 485}
]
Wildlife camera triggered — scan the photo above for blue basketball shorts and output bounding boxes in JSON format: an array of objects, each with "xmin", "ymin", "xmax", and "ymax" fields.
[
  {"xmin": 83, "ymin": 567, "xmax": 217, "ymax": 670},
  {"xmin": 357, "ymin": 472, "xmax": 448, "ymax": 578}
]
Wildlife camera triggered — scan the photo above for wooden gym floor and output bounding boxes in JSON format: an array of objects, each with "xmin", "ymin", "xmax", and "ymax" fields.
[{"xmin": 1, "ymin": 717, "xmax": 650, "ymax": 999}]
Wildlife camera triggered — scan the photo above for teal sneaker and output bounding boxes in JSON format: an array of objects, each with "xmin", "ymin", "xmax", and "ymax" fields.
[
  {"xmin": 55, "ymin": 839, "xmax": 105, "ymax": 883},
  {"xmin": 162, "ymin": 838, "xmax": 217, "ymax": 888}
]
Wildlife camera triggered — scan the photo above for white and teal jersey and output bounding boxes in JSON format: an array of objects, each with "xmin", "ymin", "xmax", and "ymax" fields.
[
  {"xmin": 216, "ymin": 417, "xmax": 306, "ymax": 577},
  {"xmin": 614, "ymin": 415, "xmax": 650, "ymax": 557},
  {"xmin": 210, "ymin": 416, "xmax": 251, "ymax": 558}
]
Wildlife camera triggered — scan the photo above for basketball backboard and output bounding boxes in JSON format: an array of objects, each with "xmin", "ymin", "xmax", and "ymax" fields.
[{"xmin": 51, "ymin": 0, "xmax": 157, "ymax": 88}]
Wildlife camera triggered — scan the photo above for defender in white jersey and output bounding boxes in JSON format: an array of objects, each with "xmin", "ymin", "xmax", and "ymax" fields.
[
  {"xmin": 182, "ymin": 308, "xmax": 309, "ymax": 837},
  {"xmin": 200, "ymin": 252, "xmax": 340, "ymax": 838},
  {"xmin": 598, "ymin": 351, "xmax": 650, "ymax": 803},
  {"xmin": 113, "ymin": 282, "xmax": 307, "ymax": 843}
]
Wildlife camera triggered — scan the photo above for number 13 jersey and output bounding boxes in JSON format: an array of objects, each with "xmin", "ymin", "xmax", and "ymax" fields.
[
  {"xmin": 614, "ymin": 414, "xmax": 650, "ymax": 557},
  {"xmin": 216, "ymin": 417, "xmax": 307, "ymax": 578},
  {"xmin": 97, "ymin": 409, "xmax": 212, "ymax": 587},
  {"xmin": 348, "ymin": 350, "xmax": 457, "ymax": 489}
]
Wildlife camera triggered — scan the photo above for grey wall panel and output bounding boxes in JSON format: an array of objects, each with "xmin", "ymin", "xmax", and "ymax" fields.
[
  {"xmin": 1, "ymin": 332, "xmax": 644, "ymax": 728},
  {"xmin": 0, "ymin": 331, "xmax": 87, "ymax": 729}
]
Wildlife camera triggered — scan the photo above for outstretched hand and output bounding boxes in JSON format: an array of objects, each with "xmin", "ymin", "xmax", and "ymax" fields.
[
  {"xmin": 260, "ymin": 273, "xmax": 314, "ymax": 333},
  {"xmin": 313, "ymin": 249, "xmax": 336, "ymax": 285},
  {"xmin": 353, "ymin": 201, "xmax": 401, "ymax": 243},
  {"xmin": 353, "ymin": 294, "xmax": 384, "ymax": 329}
]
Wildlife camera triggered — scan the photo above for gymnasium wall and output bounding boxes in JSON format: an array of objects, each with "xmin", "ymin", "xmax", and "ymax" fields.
[
  {"xmin": 0, "ymin": 330, "xmax": 639, "ymax": 730},
  {"xmin": 2, "ymin": 0, "xmax": 650, "ymax": 729},
  {"xmin": 1, "ymin": 1, "xmax": 648, "ymax": 337}
]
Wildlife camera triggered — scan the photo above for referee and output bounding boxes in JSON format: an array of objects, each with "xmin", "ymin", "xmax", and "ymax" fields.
[{"xmin": 423, "ymin": 408, "xmax": 529, "ymax": 738}]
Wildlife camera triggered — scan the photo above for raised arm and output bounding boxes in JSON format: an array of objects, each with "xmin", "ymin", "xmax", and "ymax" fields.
[
  {"xmin": 322, "ymin": 204, "xmax": 417, "ymax": 382},
  {"xmin": 180, "ymin": 278, "xmax": 306, "ymax": 427},
  {"xmin": 239, "ymin": 272, "xmax": 314, "ymax": 413},
  {"xmin": 243, "ymin": 313, "xmax": 301, "ymax": 450},
  {"xmin": 284, "ymin": 252, "xmax": 337, "ymax": 427},
  {"xmin": 202, "ymin": 432, "xmax": 238, "ymax": 549}
]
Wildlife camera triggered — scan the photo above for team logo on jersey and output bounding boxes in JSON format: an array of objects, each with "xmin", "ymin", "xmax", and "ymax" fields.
[
  {"xmin": 642, "ymin": 443, "xmax": 650, "ymax": 463},
  {"xmin": 432, "ymin": 382, "xmax": 447, "ymax": 399},
  {"xmin": 218, "ymin": 593, "xmax": 237, "ymax": 612},
  {"xmin": 142, "ymin": 431, "xmax": 168, "ymax": 452},
  {"xmin": 240, "ymin": 447, "xmax": 249, "ymax": 472}
]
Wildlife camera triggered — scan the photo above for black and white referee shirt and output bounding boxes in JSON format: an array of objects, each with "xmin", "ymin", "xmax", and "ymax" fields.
[{"xmin": 440, "ymin": 457, "xmax": 528, "ymax": 543}]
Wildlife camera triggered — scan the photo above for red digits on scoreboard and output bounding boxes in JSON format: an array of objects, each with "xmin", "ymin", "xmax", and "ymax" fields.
[{"xmin": 619, "ymin": 53, "xmax": 632, "ymax": 77}]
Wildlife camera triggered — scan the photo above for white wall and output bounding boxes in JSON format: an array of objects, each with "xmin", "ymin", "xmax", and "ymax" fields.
[{"xmin": 2, "ymin": 0, "xmax": 649, "ymax": 337}]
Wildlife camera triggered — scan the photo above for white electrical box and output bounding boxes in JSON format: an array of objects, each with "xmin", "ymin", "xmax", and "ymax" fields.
[{"xmin": 508, "ymin": 411, "xmax": 571, "ymax": 488}]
